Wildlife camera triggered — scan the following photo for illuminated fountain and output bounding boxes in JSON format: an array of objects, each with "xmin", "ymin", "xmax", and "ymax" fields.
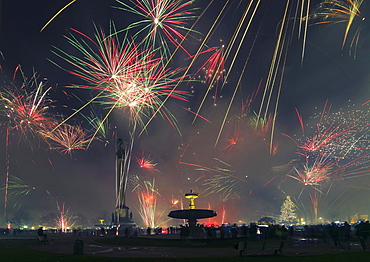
[{"xmin": 168, "ymin": 190, "xmax": 217, "ymax": 238}]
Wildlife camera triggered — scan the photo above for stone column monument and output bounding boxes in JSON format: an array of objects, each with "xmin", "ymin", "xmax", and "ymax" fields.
[{"xmin": 112, "ymin": 138, "xmax": 135, "ymax": 228}]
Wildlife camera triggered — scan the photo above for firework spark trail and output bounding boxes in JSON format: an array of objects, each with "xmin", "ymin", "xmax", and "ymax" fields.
[
  {"xmin": 321, "ymin": 186, "xmax": 349, "ymax": 216},
  {"xmin": 284, "ymin": 102, "xmax": 369, "ymax": 220},
  {"xmin": 179, "ymin": 160, "xmax": 242, "ymax": 181},
  {"xmin": 45, "ymin": 191, "xmax": 76, "ymax": 230},
  {"xmin": 148, "ymin": 0, "xmax": 226, "ymax": 123},
  {"xmin": 309, "ymin": 192, "xmax": 319, "ymax": 223},
  {"xmin": 298, "ymin": 122, "xmax": 357, "ymax": 153},
  {"xmin": 188, "ymin": 45, "xmax": 225, "ymax": 104},
  {"xmin": 256, "ymin": 0, "xmax": 290, "ymax": 127},
  {"xmin": 51, "ymin": 27, "xmax": 188, "ymax": 133},
  {"xmin": 137, "ymin": 0, "xmax": 217, "ymax": 136},
  {"xmin": 49, "ymin": 24, "xmax": 191, "ymax": 216},
  {"xmin": 193, "ymin": 0, "xmax": 261, "ymax": 138},
  {"xmin": 285, "ymin": 103, "xmax": 369, "ymax": 155},
  {"xmin": 222, "ymin": 128, "xmax": 241, "ymax": 154},
  {"xmin": 217, "ymin": 0, "xmax": 261, "ymax": 88},
  {"xmin": 290, "ymin": 159, "xmax": 333, "ymax": 186},
  {"xmin": 0, "ymin": 176, "xmax": 35, "ymax": 210},
  {"xmin": 289, "ymin": 138, "xmax": 368, "ymax": 185},
  {"xmin": 288, "ymin": 139, "xmax": 370, "ymax": 187},
  {"xmin": 178, "ymin": 106, "xmax": 211, "ymax": 123},
  {"xmin": 169, "ymin": 195, "xmax": 181, "ymax": 208},
  {"xmin": 241, "ymin": 79, "xmax": 263, "ymax": 114},
  {"xmin": 40, "ymin": 0, "xmax": 77, "ymax": 32},
  {"xmin": 213, "ymin": 5, "xmax": 265, "ymax": 148},
  {"xmin": 255, "ymin": 0, "xmax": 313, "ymax": 154},
  {"xmin": 297, "ymin": 0, "xmax": 311, "ymax": 64},
  {"xmin": 134, "ymin": 179, "xmax": 162, "ymax": 228},
  {"xmin": 221, "ymin": 205, "xmax": 226, "ymax": 225},
  {"xmin": 220, "ymin": 99, "xmax": 265, "ymax": 154},
  {"xmin": 180, "ymin": 159, "xmax": 247, "ymax": 200},
  {"xmin": 177, "ymin": 140, "xmax": 208, "ymax": 177},
  {"xmin": 60, "ymin": 202, "xmax": 66, "ymax": 232},
  {"xmin": 1, "ymin": 77, "xmax": 58, "ymax": 139},
  {"xmin": 3, "ymin": 128, "xmax": 10, "ymax": 219},
  {"xmin": 39, "ymin": 123, "xmax": 91, "ymax": 155},
  {"xmin": 135, "ymin": 152, "xmax": 158, "ymax": 171},
  {"xmin": 249, "ymin": 113, "xmax": 273, "ymax": 138},
  {"xmin": 177, "ymin": 140, "xmax": 192, "ymax": 168},
  {"xmin": 0, "ymin": 69, "xmax": 58, "ymax": 220},
  {"xmin": 113, "ymin": 0, "xmax": 199, "ymax": 58},
  {"xmin": 82, "ymin": 108, "xmax": 112, "ymax": 145},
  {"xmin": 310, "ymin": 0, "xmax": 365, "ymax": 55},
  {"xmin": 204, "ymin": 175, "xmax": 240, "ymax": 201}
]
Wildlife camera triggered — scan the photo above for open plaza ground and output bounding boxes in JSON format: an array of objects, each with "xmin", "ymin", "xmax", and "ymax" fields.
[{"xmin": 2, "ymin": 230, "xmax": 370, "ymax": 261}]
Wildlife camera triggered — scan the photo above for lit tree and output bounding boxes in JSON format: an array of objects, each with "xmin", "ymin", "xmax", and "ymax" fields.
[{"xmin": 279, "ymin": 196, "xmax": 297, "ymax": 224}]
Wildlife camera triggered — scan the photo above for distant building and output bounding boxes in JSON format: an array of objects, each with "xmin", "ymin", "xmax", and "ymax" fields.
[{"xmin": 258, "ymin": 217, "xmax": 276, "ymax": 225}]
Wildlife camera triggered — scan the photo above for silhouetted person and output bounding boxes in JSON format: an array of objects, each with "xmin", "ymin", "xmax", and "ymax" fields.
[
  {"xmin": 37, "ymin": 227, "xmax": 47, "ymax": 238},
  {"xmin": 249, "ymin": 223, "xmax": 258, "ymax": 240},
  {"xmin": 328, "ymin": 223, "xmax": 340, "ymax": 247},
  {"xmin": 100, "ymin": 227, "xmax": 106, "ymax": 236},
  {"xmin": 231, "ymin": 223, "xmax": 238, "ymax": 238},
  {"xmin": 355, "ymin": 221, "xmax": 370, "ymax": 250},
  {"xmin": 125, "ymin": 227, "xmax": 130, "ymax": 238},
  {"xmin": 220, "ymin": 224, "xmax": 225, "ymax": 241},
  {"xmin": 240, "ymin": 224, "xmax": 248, "ymax": 239}
]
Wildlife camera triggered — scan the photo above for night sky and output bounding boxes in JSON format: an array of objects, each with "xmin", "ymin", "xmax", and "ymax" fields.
[{"xmin": 0, "ymin": 0, "xmax": 369, "ymax": 228}]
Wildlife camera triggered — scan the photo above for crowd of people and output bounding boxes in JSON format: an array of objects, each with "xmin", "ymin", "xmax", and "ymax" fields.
[
  {"xmin": 140, "ymin": 220, "xmax": 370, "ymax": 250},
  {"xmin": 2, "ymin": 220, "xmax": 370, "ymax": 250}
]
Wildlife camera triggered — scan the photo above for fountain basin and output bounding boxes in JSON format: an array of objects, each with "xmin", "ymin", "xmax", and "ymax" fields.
[{"xmin": 168, "ymin": 209, "xmax": 217, "ymax": 220}]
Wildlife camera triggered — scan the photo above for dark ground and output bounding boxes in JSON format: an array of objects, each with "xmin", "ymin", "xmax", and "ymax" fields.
[{"xmin": 27, "ymin": 233, "xmax": 370, "ymax": 259}]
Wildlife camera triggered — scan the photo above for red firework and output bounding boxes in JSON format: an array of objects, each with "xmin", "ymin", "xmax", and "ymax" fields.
[
  {"xmin": 189, "ymin": 46, "xmax": 226, "ymax": 104},
  {"xmin": 223, "ymin": 129, "xmax": 241, "ymax": 154},
  {"xmin": 284, "ymin": 101, "xmax": 370, "ymax": 187},
  {"xmin": 298, "ymin": 122, "xmax": 357, "ymax": 153},
  {"xmin": 141, "ymin": 192, "xmax": 156, "ymax": 205},
  {"xmin": 193, "ymin": 46, "xmax": 225, "ymax": 85},
  {"xmin": 1, "ymin": 80, "xmax": 58, "ymax": 139},
  {"xmin": 289, "ymin": 157, "xmax": 333, "ymax": 186},
  {"xmin": 52, "ymin": 27, "xmax": 188, "ymax": 126},
  {"xmin": 135, "ymin": 152, "xmax": 158, "ymax": 171}
]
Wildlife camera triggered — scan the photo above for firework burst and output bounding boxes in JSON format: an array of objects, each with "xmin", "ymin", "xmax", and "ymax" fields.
[
  {"xmin": 40, "ymin": 123, "xmax": 91, "ymax": 155},
  {"xmin": 82, "ymin": 109, "xmax": 113, "ymax": 146},
  {"xmin": 180, "ymin": 158, "xmax": 245, "ymax": 201},
  {"xmin": 113, "ymin": 0, "xmax": 199, "ymax": 57},
  {"xmin": 51, "ymin": 27, "xmax": 188, "ymax": 130},
  {"xmin": 0, "ymin": 176, "xmax": 35, "ymax": 210},
  {"xmin": 310, "ymin": 0, "xmax": 365, "ymax": 57},
  {"xmin": 0, "ymin": 69, "xmax": 59, "ymax": 220},
  {"xmin": 0, "ymin": 72, "xmax": 57, "ymax": 140},
  {"xmin": 190, "ymin": 45, "xmax": 226, "ymax": 105},
  {"xmin": 44, "ymin": 191, "xmax": 77, "ymax": 230},
  {"xmin": 133, "ymin": 178, "xmax": 168, "ymax": 228},
  {"xmin": 283, "ymin": 102, "xmax": 370, "ymax": 221},
  {"xmin": 135, "ymin": 152, "xmax": 158, "ymax": 171}
]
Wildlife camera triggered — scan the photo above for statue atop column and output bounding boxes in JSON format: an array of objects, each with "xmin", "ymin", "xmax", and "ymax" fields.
[{"xmin": 113, "ymin": 138, "xmax": 135, "ymax": 227}]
